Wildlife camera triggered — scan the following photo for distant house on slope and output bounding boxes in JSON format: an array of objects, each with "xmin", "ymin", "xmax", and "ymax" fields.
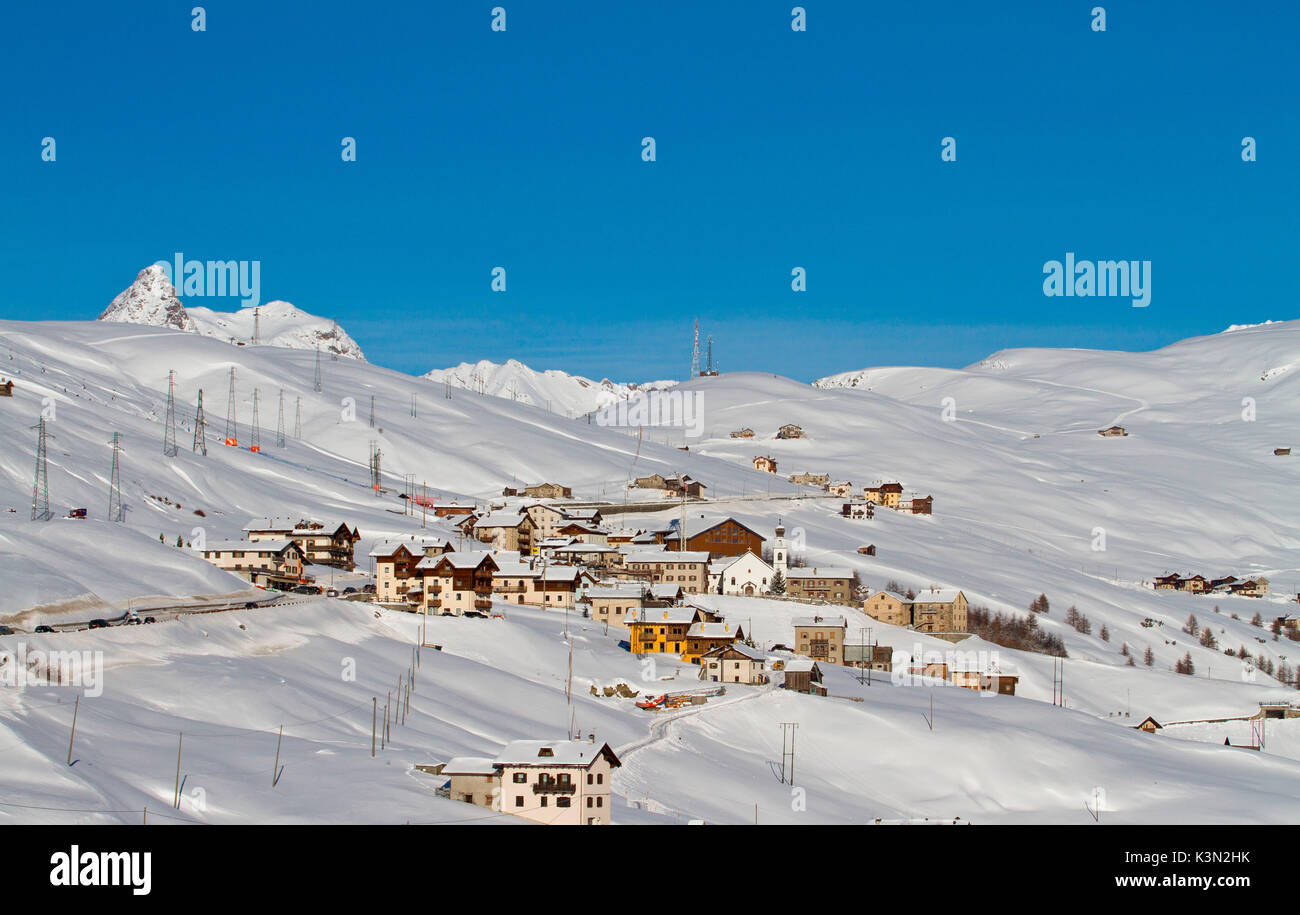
[
  {"xmin": 753, "ymin": 455, "xmax": 778, "ymax": 474},
  {"xmin": 729, "ymin": 427, "xmax": 755, "ymax": 439},
  {"xmin": 782, "ymin": 659, "xmax": 825, "ymax": 695},
  {"xmin": 776, "ymin": 423, "xmax": 805, "ymax": 439},
  {"xmin": 1098, "ymin": 426, "xmax": 1128, "ymax": 437},
  {"xmin": 1134, "ymin": 716, "xmax": 1163, "ymax": 734}
]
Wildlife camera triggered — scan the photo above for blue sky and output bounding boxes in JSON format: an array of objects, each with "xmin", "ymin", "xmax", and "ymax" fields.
[{"xmin": 2, "ymin": 1, "xmax": 1295, "ymax": 381}]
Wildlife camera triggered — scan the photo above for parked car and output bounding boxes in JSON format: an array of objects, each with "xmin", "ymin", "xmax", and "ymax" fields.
[
  {"xmin": 244, "ymin": 601, "xmax": 258, "ymax": 609},
  {"xmin": 325, "ymin": 588, "xmax": 339, "ymax": 597},
  {"xmin": 34, "ymin": 625, "xmax": 54, "ymax": 633},
  {"xmin": 293, "ymin": 585, "xmax": 318, "ymax": 595},
  {"xmin": 0, "ymin": 625, "xmax": 13, "ymax": 635},
  {"xmin": 343, "ymin": 587, "xmax": 358, "ymax": 595},
  {"xmin": 142, "ymin": 617, "xmax": 156, "ymax": 624},
  {"xmin": 362, "ymin": 584, "xmax": 376, "ymax": 594},
  {"xmin": 88, "ymin": 619, "xmax": 109, "ymax": 629}
]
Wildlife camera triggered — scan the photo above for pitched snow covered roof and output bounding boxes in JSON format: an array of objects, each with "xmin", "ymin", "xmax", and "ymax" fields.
[
  {"xmin": 587, "ymin": 583, "xmax": 646, "ymax": 600},
  {"xmin": 686, "ymin": 621, "xmax": 742, "ymax": 639},
  {"xmin": 792, "ymin": 615, "xmax": 847, "ymax": 628},
  {"xmin": 369, "ymin": 536, "xmax": 449, "ymax": 558},
  {"xmin": 785, "ymin": 566, "xmax": 853, "ymax": 579},
  {"xmin": 441, "ymin": 756, "xmax": 498, "ymax": 776},
  {"xmin": 912, "ymin": 589, "xmax": 964, "ymax": 603},
  {"xmin": 492, "ymin": 740, "xmax": 620, "ymax": 768},
  {"xmin": 625, "ymin": 550, "xmax": 710, "ymax": 564},
  {"xmin": 628, "ymin": 606, "xmax": 700, "ymax": 625}
]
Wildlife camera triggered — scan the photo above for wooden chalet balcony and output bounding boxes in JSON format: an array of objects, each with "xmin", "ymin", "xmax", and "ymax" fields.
[
  {"xmin": 494, "ymin": 585, "xmax": 529, "ymax": 593},
  {"xmin": 474, "ymin": 598, "xmax": 493, "ymax": 610},
  {"xmin": 532, "ymin": 780, "xmax": 576, "ymax": 795}
]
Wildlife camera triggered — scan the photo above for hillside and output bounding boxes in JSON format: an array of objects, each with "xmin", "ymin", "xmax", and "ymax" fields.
[
  {"xmin": 424, "ymin": 359, "xmax": 676, "ymax": 417},
  {"xmin": 1, "ymin": 316, "xmax": 1299, "ymax": 823}
]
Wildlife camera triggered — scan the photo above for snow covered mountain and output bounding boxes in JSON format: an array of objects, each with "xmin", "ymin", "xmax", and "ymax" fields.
[
  {"xmin": 99, "ymin": 265, "xmax": 193, "ymax": 332},
  {"xmin": 424, "ymin": 359, "xmax": 677, "ymax": 416},
  {"xmin": 98, "ymin": 266, "xmax": 366, "ymax": 361},
  {"xmin": 2, "ymin": 315, "xmax": 1300, "ymax": 823}
]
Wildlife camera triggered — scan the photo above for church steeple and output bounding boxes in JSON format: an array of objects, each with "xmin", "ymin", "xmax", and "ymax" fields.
[{"xmin": 773, "ymin": 520, "xmax": 787, "ymax": 574}]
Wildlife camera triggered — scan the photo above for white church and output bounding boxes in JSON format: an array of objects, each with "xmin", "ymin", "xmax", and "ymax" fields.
[{"xmin": 711, "ymin": 522, "xmax": 789, "ymax": 596}]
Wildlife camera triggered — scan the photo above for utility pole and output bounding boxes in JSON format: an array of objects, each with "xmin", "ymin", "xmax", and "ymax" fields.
[
  {"xmin": 30, "ymin": 416, "xmax": 52, "ymax": 521},
  {"xmin": 163, "ymin": 370, "xmax": 178, "ymax": 456},
  {"xmin": 369, "ymin": 394, "xmax": 375, "ymax": 429},
  {"xmin": 276, "ymin": 390, "xmax": 286, "ymax": 448},
  {"xmin": 224, "ymin": 367, "xmax": 237, "ymax": 446},
  {"xmin": 313, "ymin": 344, "xmax": 322, "ymax": 393},
  {"xmin": 294, "ymin": 396, "xmax": 302, "ymax": 439},
  {"xmin": 779, "ymin": 722, "xmax": 798, "ymax": 785},
  {"xmin": 108, "ymin": 432, "xmax": 124, "ymax": 522},
  {"xmin": 253, "ymin": 307, "xmax": 260, "ymax": 345},
  {"xmin": 193, "ymin": 389, "xmax": 207, "ymax": 455},
  {"xmin": 250, "ymin": 389, "xmax": 261, "ymax": 452},
  {"xmin": 410, "ymin": 393, "xmax": 417, "ymax": 418}
]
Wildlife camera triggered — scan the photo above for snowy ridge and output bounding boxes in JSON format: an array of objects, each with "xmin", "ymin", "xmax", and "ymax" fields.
[
  {"xmin": 424, "ymin": 358, "xmax": 676, "ymax": 416},
  {"xmin": 98, "ymin": 266, "xmax": 366, "ymax": 361}
]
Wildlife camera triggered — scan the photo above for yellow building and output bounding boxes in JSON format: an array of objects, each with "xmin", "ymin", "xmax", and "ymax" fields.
[{"xmin": 627, "ymin": 606, "xmax": 706, "ymax": 656}]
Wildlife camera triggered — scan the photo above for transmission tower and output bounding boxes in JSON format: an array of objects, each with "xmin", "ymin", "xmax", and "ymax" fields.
[
  {"xmin": 108, "ymin": 432, "xmax": 124, "ymax": 522},
  {"xmin": 329, "ymin": 322, "xmax": 340, "ymax": 360},
  {"xmin": 276, "ymin": 390, "xmax": 286, "ymax": 447},
  {"xmin": 193, "ymin": 389, "xmax": 207, "ymax": 455},
  {"xmin": 410, "ymin": 393, "xmax": 416, "ymax": 418},
  {"xmin": 369, "ymin": 395, "xmax": 376, "ymax": 428},
  {"xmin": 253, "ymin": 307, "xmax": 260, "ymax": 345},
  {"xmin": 313, "ymin": 344, "xmax": 322, "ymax": 393},
  {"xmin": 294, "ymin": 396, "xmax": 302, "ymax": 438},
  {"xmin": 224, "ymin": 367, "xmax": 238, "ymax": 446},
  {"xmin": 368, "ymin": 441, "xmax": 382, "ymax": 494},
  {"xmin": 690, "ymin": 319, "xmax": 700, "ymax": 378},
  {"xmin": 30, "ymin": 417, "xmax": 51, "ymax": 521},
  {"xmin": 250, "ymin": 388, "xmax": 262, "ymax": 452},
  {"xmin": 163, "ymin": 370, "xmax": 178, "ymax": 456}
]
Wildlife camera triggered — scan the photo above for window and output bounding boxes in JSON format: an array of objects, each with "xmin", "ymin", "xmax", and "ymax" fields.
[
  {"xmin": 513, "ymin": 772, "xmax": 526, "ymax": 784},
  {"xmin": 540, "ymin": 796, "xmax": 548, "ymax": 807},
  {"xmin": 596, "ymin": 773, "xmax": 603, "ymax": 785},
  {"xmin": 586, "ymin": 797, "xmax": 593, "ymax": 808},
  {"xmin": 596, "ymin": 797, "xmax": 603, "ymax": 807},
  {"xmin": 557, "ymin": 797, "xmax": 570, "ymax": 808},
  {"xmin": 586, "ymin": 773, "xmax": 593, "ymax": 785},
  {"xmin": 515, "ymin": 796, "xmax": 524, "ymax": 807}
]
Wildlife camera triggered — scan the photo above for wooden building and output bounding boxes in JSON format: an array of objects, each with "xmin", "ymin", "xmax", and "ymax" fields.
[{"xmin": 667, "ymin": 517, "xmax": 765, "ymax": 559}]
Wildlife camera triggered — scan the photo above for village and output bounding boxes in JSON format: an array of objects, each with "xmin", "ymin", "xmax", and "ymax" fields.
[{"xmin": 187, "ymin": 476, "xmax": 1017, "ymax": 824}]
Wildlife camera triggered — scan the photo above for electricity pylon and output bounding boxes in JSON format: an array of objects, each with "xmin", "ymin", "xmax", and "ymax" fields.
[
  {"xmin": 108, "ymin": 432, "xmax": 124, "ymax": 522},
  {"xmin": 276, "ymin": 390, "xmax": 286, "ymax": 447},
  {"xmin": 193, "ymin": 389, "xmax": 207, "ymax": 455},
  {"xmin": 224, "ymin": 367, "xmax": 238, "ymax": 446},
  {"xmin": 163, "ymin": 370, "xmax": 178, "ymax": 456},
  {"xmin": 31, "ymin": 417, "xmax": 51, "ymax": 521},
  {"xmin": 250, "ymin": 388, "xmax": 262, "ymax": 452},
  {"xmin": 313, "ymin": 344, "xmax": 322, "ymax": 393}
]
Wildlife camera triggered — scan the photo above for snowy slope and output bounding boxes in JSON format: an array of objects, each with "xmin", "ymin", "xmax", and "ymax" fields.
[
  {"xmin": 98, "ymin": 266, "xmax": 366, "ymax": 360},
  {"xmin": 1, "ymin": 597, "xmax": 1298, "ymax": 824},
  {"xmin": 424, "ymin": 359, "xmax": 676, "ymax": 417},
  {"xmin": 2, "ymin": 316, "xmax": 1300, "ymax": 823}
]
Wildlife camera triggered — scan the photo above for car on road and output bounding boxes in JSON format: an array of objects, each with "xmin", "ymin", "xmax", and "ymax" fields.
[
  {"xmin": 34, "ymin": 625, "xmax": 54, "ymax": 633},
  {"xmin": 88, "ymin": 619, "xmax": 109, "ymax": 629},
  {"xmin": 143, "ymin": 617, "xmax": 156, "ymax": 624},
  {"xmin": 292, "ymin": 585, "xmax": 318, "ymax": 595},
  {"xmin": 0, "ymin": 626, "xmax": 13, "ymax": 635},
  {"xmin": 244, "ymin": 601, "xmax": 258, "ymax": 609},
  {"xmin": 325, "ymin": 588, "xmax": 339, "ymax": 597},
  {"xmin": 362, "ymin": 584, "xmax": 376, "ymax": 594}
]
